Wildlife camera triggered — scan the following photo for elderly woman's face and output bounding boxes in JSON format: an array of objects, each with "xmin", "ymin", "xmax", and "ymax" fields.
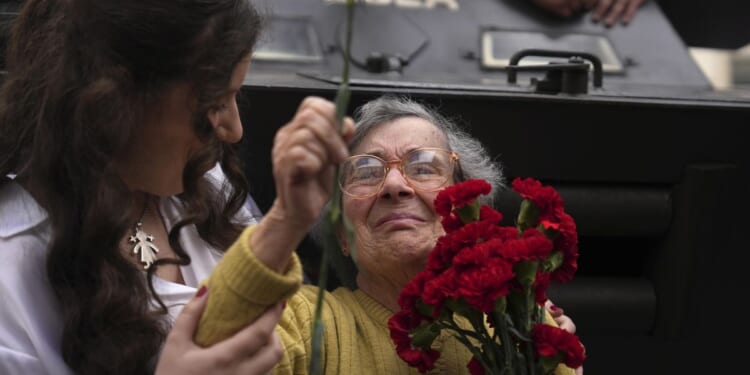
[{"xmin": 342, "ymin": 116, "xmax": 450, "ymax": 282}]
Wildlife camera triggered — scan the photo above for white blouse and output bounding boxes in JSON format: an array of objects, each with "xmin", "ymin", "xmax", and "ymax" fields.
[{"xmin": 0, "ymin": 168, "xmax": 260, "ymax": 375}]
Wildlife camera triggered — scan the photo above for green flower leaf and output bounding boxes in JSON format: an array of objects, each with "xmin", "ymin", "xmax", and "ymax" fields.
[
  {"xmin": 516, "ymin": 199, "xmax": 539, "ymax": 231},
  {"xmin": 541, "ymin": 250, "xmax": 563, "ymax": 273},
  {"xmin": 411, "ymin": 322, "xmax": 442, "ymax": 349},
  {"xmin": 447, "ymin": 298, "xmax": 482, "ymax": 324},
  {"xmin": 494, "ymin": 296, "xmax": 507, "ymax": 315},
  {"xmin": 456, "ymin": 199, "xmax": 481, "ymax": 223},
  {"xmin": 415, "ymin": 299, "xmax": 435, "ymax": 317},
  {"xmin": 514, "ymin": 261, "xmax": 538, "ymax": 288}
]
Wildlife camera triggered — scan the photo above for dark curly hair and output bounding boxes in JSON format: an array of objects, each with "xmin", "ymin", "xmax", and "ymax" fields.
[{"xmin": 0, "ymin": 0, "xmax": 263, "ymax": 373}]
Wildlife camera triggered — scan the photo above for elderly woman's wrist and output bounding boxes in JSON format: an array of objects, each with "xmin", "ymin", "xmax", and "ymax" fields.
[{"xmin": 251, "ymin": 206, "xmax": 307, "ymax": 272}]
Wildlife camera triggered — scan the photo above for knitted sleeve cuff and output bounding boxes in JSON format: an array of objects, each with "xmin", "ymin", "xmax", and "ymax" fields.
[
  {"xmin": 212, "ymin": 225, "xmax": 303, "ymax": 304},
  {"xmin": 194, "ymin": 225, "xmax": 303, "ymax": 347}
]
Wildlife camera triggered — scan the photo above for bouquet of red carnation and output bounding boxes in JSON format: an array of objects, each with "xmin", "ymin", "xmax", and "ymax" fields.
[{"xmin": 388, "ymin": 178, "xmax": 585, "ymax": 374}]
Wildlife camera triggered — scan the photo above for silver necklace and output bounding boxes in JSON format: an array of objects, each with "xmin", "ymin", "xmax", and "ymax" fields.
[{"xmin": 128, "ymin": 197, "xmax": 160, "ymax": 269}]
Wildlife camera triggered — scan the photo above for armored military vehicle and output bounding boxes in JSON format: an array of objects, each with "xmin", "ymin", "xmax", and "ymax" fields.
[{"xmin": 239, "ymin": 1, "xmax": 750, "ymax": 373}]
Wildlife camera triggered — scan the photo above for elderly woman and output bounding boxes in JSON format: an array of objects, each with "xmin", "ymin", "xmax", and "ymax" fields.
[{"xmin": 194, "ymin": 96, "xmax": 577, "ymax": 374}]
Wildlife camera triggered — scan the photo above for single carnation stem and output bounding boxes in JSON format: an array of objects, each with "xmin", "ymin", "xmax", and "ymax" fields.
[
  {"xmin": 493, "ymin": 310, "xmax": 516, "ymax": 373},
  {"xmin": 309, "ymin": 1, "xmax": 354, "ymax": 375}
]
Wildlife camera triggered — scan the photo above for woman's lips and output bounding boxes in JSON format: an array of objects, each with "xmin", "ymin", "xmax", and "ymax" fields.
[{"xmin": 375, "ymin": 213, "xmax": 425, "ymax": 228}]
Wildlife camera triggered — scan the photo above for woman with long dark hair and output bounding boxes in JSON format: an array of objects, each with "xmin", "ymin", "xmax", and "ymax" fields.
[{"xmin": 0, "ymin": 1, "xmax": 283, "ymax": 374}]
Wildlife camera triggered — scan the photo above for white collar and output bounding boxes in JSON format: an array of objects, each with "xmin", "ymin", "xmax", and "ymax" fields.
[{"xmin": 0, "ymin": 181, "xmax": 48, "ymax": 238}]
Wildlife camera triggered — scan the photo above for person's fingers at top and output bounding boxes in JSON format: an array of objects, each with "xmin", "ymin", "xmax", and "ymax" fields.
[
  {"xmin": 604, "ymin": 0, "xmax": 627, "ymax": 26},
  {"xmin": 582, "ymin": 0, "xmax": 598, "ymax": 10},
  {"xmin": 570, "ymin": 0, "xmax": 586, "ymax": 12},
  {"xmin": 592, "ymin": 0, "xmax": 612, "ymax": 21},
  {"xmin": 621, "ymin": 0, "xmax": 644, "ymax": 24}
]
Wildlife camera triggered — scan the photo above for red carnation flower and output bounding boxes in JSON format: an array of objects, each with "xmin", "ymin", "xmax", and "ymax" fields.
[
  {"xmin": 427, "ymin": 221, "xmax": 501, "ymax": 272},
  {"xmin": 422, "ymin": 268, "xmax": 458, "ymax": 314},
  {"xmin": 396, "ymin": 346, "xmax": 440, "ymax": 373},
  {"xmin": 550, "ymin": 210, "xmax": 579, "ymax": 283},
  {"xmin": 479, "ymin": 205, "xmax": 503, "ymax": 225},
  {"xmin": 391, "ymin": 177, "xmax": 584, "ymax": 373},
  {"xmin": 511, "ymin": 178, "xmax": 563, "ymax": 218},
  {"xmin": 467, "ymin": 356, "xmax": 485, "ymax": 375},
  {"xmin": 435, "ymin": 179, "xmax": 491, "ymax": 217},
  {"xmin": 452, "ymin": 240, "xmax": 496, "ymax": 271},
  {"xmin": 496, "ymin": 229, "xmax": 553, "ymax": 263},
  {"xmin": 455, "ymin": 257, "xmax": 514, "ymax": 313},
  {"xmin": 531, "ymin": 324, "xmax": 586, "ymax": 369},
  {"xmin": 441, "ymin": 214, "xmax": 464, "ymax": 233},
  {"xmin": 388, "ymin": 311, "xmax": 441, "ymax": 372},
  {"xmin": 533, "ymin": 271, "xmax": 551, "ymax": 304},
  {"xmin": 398, "ymin": 270, "xmax": 436, "ymax": 311}
]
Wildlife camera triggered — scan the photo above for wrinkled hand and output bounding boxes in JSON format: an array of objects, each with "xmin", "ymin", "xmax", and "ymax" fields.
[
  {"xmin": 155, "ymin": 288, "xmax": 284, "ymax": 375},
  {"xmin": 531, "ymin": 0, "xmax": 597, "ymax": 18},
  {"xmin": 268, "ymin": 96, "xmax": 354, "ymax": 233},
  {"xmin": 545, "ymin": 299, "xmax": 576, "ymax": 334},
  {"xmin": 591, "ymin": 0, "xmax": 648, "ymax": 26},
  {"xmin": 545, "ymin": 299, "xmax": 584, "ymax": 375}
]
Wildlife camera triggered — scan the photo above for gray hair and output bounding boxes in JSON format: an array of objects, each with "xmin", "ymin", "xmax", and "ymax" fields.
[{"xmin": 312, "ymin": 95, "xmax": 505, "ymax": 288}]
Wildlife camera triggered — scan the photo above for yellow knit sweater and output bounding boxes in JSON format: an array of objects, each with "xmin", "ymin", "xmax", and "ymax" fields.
[{"xmin": 195, "ymin": 226, "xmax": 576, "ymax": 375}]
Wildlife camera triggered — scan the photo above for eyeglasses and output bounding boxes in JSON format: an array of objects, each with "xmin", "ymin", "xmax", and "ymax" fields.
[{"xmin": 338, "ymin": 147, "xmax": 459, "ymax": 198}]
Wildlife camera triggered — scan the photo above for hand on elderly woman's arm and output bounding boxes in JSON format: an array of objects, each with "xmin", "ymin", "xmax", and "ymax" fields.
[
  {"xmin": 545, "ymin": 300, "xmax": 584, "ymax": 375},
  {"xmin": 251, "ymin": 96, "xmax": 354, "ymax": 272},
  {"xmin": 156, "ymin": 287, "xmax": 284, "ymax": 375}
]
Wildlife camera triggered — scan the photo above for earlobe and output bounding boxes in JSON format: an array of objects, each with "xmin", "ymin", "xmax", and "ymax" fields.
[
  {"xmin": 341, "ymin": 241, "xmax": 350, "ymax": 257},
  {"xmin": 337, "ymin": 227, "xmax": 350, "ymax": 257}
]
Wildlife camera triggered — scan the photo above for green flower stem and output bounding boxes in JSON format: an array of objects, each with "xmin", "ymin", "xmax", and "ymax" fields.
[
  {"xmin": 441, "ymin": 320, "xmax": 495, "ymax": 374},
  {"xmin": 493, "ymin": 310, "xmax": 516, "ymax": 373},
  {"xmin": 445, "ymin": 315, "xmax": 507, "ymax": 374},
  {"xmin": 522, "ymin": 289, "xmax": 536, "ymax": 375},
  {"xmin": 525, "ymin": 339, "xmax": 537, "ymax": 375},
  {"xmin": 309, "ymin": 1, "xmax": 354, "ymax": 375}
]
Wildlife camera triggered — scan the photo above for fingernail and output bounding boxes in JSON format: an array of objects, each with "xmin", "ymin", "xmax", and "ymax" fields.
[
  {"xmin": 550, "ymin": 304, "xmax": 560, "ymax": 312},
  {"xmin": 196, "ymin": 285, "xmax": 208, "ymax": 298}
]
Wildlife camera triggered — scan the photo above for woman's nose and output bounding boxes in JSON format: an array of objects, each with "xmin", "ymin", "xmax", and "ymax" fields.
[{"xmin": 379, "ymin": 167, "xmax": 414, "ymax": 199}]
